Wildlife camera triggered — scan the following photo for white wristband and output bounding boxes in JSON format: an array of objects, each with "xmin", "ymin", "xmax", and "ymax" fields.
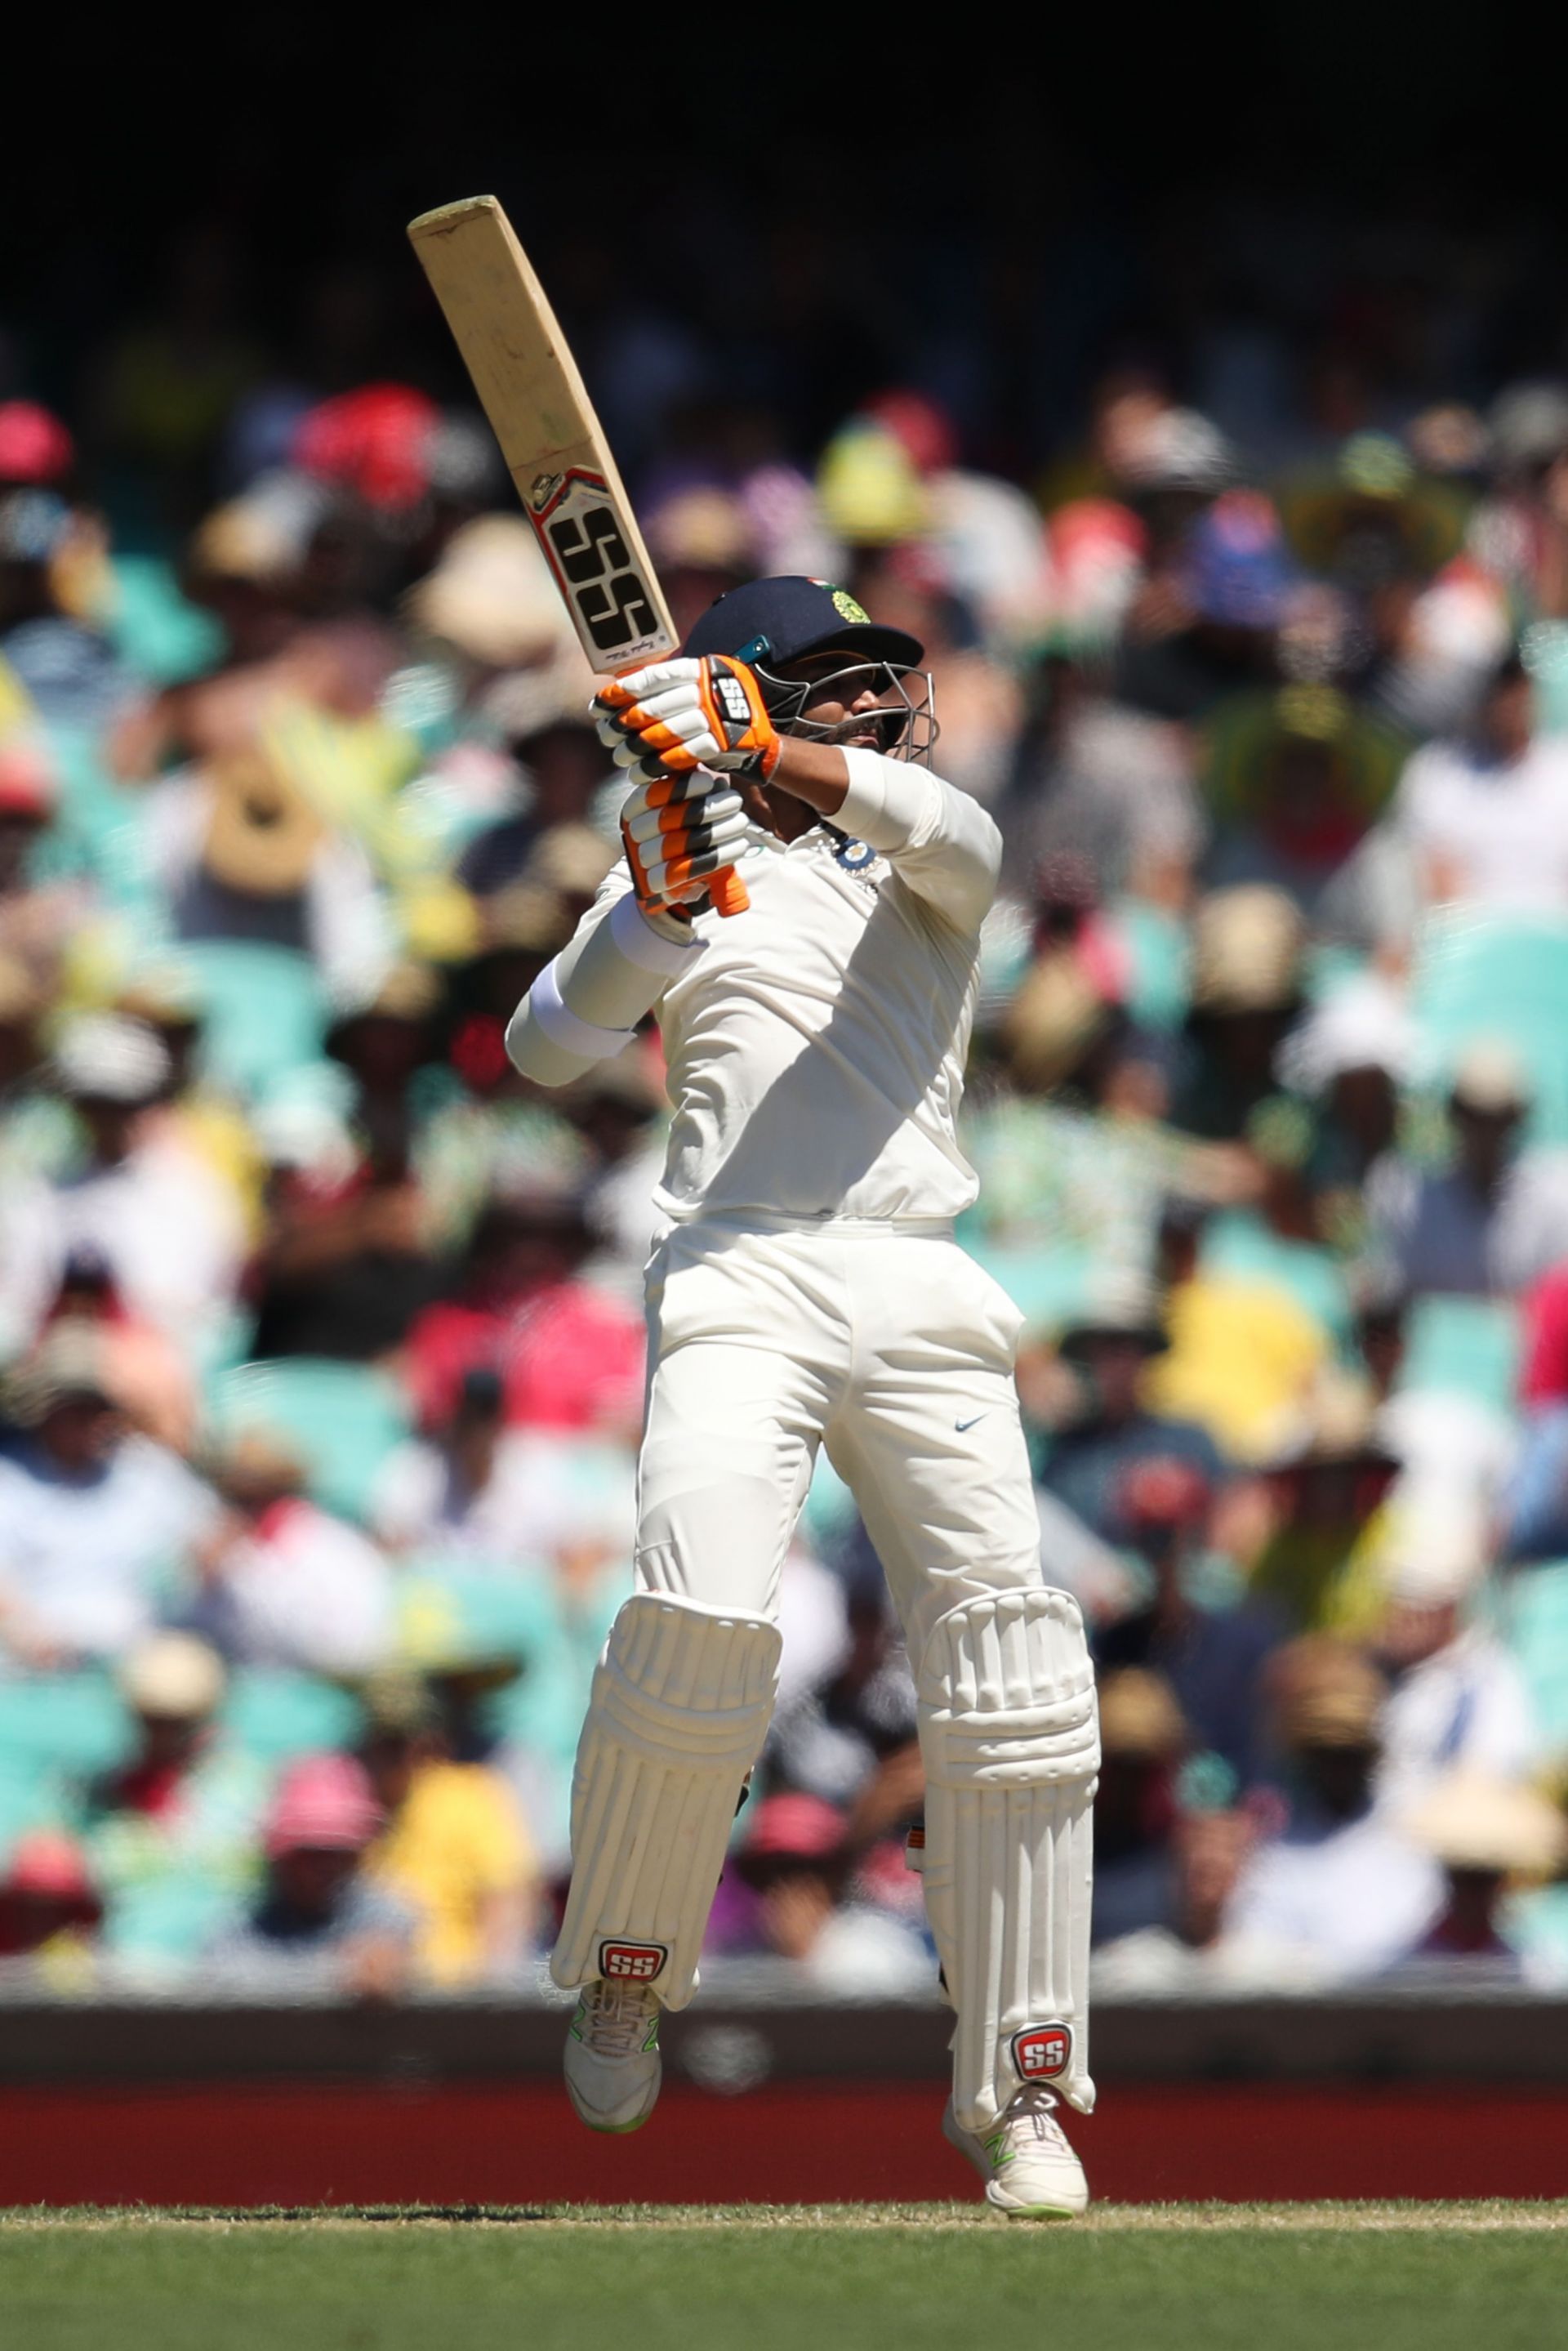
[
  {"xmin": 609, "ymin": 888, "xmax": 705, "ymax": 975},
  {"xmin": 529, "ymin": 961, "xmax": 632, "ymax": 1061}
]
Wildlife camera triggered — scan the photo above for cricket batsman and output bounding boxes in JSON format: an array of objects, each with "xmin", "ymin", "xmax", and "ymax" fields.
[{"xmin": 507, "ymin": 577, "xmax": 1099, "ymax": 2216}]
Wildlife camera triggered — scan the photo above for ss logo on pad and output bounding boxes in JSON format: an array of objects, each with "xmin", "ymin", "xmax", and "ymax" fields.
[
  {"xmin": 600, "ymin": 1939, "xmax": 668, "ymax": 1983},
  {"xmin": 1010, "ymin": 2022, "xmax": 1071, "ymax": 2081}
]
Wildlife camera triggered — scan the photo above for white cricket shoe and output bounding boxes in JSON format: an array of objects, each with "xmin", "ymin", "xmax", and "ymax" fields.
[
  {"xmin": 942, "ymin": 2086, "xmax": 1089, "ymax": 2218},
  {"xmin": 563, "ymin": 1979, "xmax": 662, "ymax": 2133}
]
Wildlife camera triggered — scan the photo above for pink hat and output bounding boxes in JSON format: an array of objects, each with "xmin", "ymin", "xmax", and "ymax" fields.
[
  {"xmin": 264, "ymin": 1754, "xmax": 381, "ymax": 1858},
  {"xmin": 742, "ymin": 1793, "xmax": 848, "ymax": 1865},
  {"xmin": 0, "ymin": 735, "xmax": 56, "ymax": 821},
  {"xmin": 0, "ymin": 402, "xmax": 74, "ymax": 488},
  {"xmin": 3, "ymin": 1829, "xmax": 101, "ymax": 1920},
  {"xmin": 292, "ymin": 385, "xmax": 439, "ymax": 513}
]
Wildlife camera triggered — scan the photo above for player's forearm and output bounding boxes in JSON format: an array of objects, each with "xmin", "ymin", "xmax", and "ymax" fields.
[
  {"xmin": 506, "ymin": 891, "xmax": 699, "ymax": 1087},
  {"xmin": 765, "ymin": 734, "xmax": 851, "ymax": 817}
]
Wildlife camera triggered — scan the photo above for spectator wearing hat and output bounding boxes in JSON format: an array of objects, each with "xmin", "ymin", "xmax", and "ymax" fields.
[
  {"xmin": 0, "ymin": 1013, "xmax": 246, "ymax": 1367},
  {"xmin": 1396, "ymin": 1772, "xmax": 1566, "ymax": 1976},
  {"xmin": 1366, "ymin": 1039, "xmax": 1568, "ymax": 1298},
  {"xmin": 205, "ymin": 1753, "xmax": 413, "ymax": 1997},
  {"xmin": 1273, "ymin": 973, "xmax": 1416, "ymax": 1250},
  {"xmin": 1040, "ymin": 1273, "xmax": 1223, "ymax": 1547},
  {"xmin": 1090, "ymin": 1667, "xmax": 1190, "ymax": 1947},
  {"xmin": 1223, "ymin": 1639, "xmax": 1441, "ymax": 1982},
  {"xmin": 1244, "ymin": 1379, "xmax": 1400, "ymax": 1634},
  {"xmin": 0, "ymin": 1830, "xmax": 102, "ymax": 1983},
  {"xmin": 0, "ymin": 1323, "xmax": 216, "ymax": 1668},
  {"xmin": 1200, "ymin": 680, "xmax": 1409, "ymax": 913},
  {"xmin": 728, "ymin": 1791, "xmax": 930, "ymax": 1992},
  {"xmin": 139, "ymin": 736, "xmax": 385, "ymax": 999},
  {"xmin": 355, "ymin": 1668, "xmax": 540, "ymax": 1987},
  {"xmin": 78, "ymin": 1632, "xmax": 270, "ymax": 1969},
  {"xmin": 1174, "ymin": 886, "xmax": 1306, "ymax": 1143},
  {"xmin": 187, "ymin": 1421, "xmax": 393, "ymax": 1677},
  {"xmin": 1374, "ymin": 1486, "xmax": 1537, "ymax": 1810}
]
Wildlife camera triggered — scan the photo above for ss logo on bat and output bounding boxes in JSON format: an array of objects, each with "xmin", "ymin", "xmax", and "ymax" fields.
[{"xmin": 530, "ymin": 470, "xmax": 662, "ymax": 660}]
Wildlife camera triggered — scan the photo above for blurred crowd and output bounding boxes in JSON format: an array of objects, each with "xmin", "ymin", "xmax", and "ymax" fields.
[{"xmin": 7, "ymin": 212, "xmax": 1568, "ymax": 2006}]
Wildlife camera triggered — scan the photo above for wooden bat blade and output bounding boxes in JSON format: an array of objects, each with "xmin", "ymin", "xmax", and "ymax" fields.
[
  {"xmin": 408, "ymin": 195, "xmax": 679, "ymax": 676},
  {"xmin": 409, "ymin": 196, "xmax": 748, "ymax": 917}
]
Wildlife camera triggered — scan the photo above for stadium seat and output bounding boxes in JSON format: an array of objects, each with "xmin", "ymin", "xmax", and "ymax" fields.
[
  {"xmin": 1111, "ymin": 896, "xmax": 1190, "ymax": 1032},
  {"xmin": 223, "ymin": 1669, "xmax": 360, "ymax": 1760},
  {"xmin": 0, "ymin": 1673, "xmax": 128, "ymax": 1776},
  {"xmin": 1394, "ymin": 1293, "xmax": 1521, "ymax": 1415},
  {"xmin": 207, "ymin": 1358, "xmax": 412, "ymax": 1525},
  {"xmin": 1501, "ymin": 1559, "xmax": 1568, "ymax": 1749},
  {"xmin": 1410, "ymin": 908, "xmax": 1568, "ymax": 1144},
  {"xmin": 176, "ymin": 942, "xmax": 330, "ymax": 1104}
]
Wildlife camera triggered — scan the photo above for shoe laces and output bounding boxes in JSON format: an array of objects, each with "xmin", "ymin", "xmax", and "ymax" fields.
[
  {"xmin": 999, "ymin": 2086, "xmax": 1072, "ymax": 2157},
  {"xmin": 577, "ymin": 1977, "xmax": 659, "ymax": 2057}
]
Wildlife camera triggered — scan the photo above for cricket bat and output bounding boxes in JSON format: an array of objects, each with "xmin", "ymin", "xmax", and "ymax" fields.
[{"xmin": 408, "ymin": 194, "xmax": 748, "ymax": 917}]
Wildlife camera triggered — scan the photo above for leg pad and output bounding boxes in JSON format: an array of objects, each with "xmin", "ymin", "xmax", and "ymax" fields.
[
  {"xmin": 550, "ymin": 1591, "xmax": 781, "ymax": 2010},
  {"xmin": 918, "ymin": 1587, "xmax": 1099, "ymax": 2130}
]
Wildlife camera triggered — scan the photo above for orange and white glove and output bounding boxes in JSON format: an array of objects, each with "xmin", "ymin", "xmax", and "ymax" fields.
[
  {"xmin": 595, "ymin": 656, "xmax": 782, "ymax": 784},
  {"xmin": 620, "ymin": 770, "xmax": 751, "ymax": 917}
]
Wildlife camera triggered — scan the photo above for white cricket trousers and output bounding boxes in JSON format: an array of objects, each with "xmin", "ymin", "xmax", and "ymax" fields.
[{"xmin": 634, "ymin": 1217, "xmax": 1044, "ymax": 1668}]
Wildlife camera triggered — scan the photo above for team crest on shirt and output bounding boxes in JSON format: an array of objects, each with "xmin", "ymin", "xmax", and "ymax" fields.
[{"xmin": 834, "ymin": 835, "xmax": 879, "ymax": 873}]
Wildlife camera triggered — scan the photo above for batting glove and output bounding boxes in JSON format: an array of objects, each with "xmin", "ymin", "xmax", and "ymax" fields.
[
  {"xmin": 620, "ymin": 770, "xmax": 751, "ymax": 915},
  {"xmin": 595, "ymin": 656, "xmax": 782, "ymax": 782}
]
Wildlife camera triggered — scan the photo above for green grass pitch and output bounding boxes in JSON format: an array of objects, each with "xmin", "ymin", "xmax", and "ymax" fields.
[{"xmin": 2, "ymin": 2205, "xmax": 1565, "ymax": 2351}]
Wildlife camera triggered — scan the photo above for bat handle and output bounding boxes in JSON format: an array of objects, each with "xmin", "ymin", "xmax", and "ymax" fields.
[{"xmin": 710, "ymin": 867, "xmax": 750, "ymax": 917}]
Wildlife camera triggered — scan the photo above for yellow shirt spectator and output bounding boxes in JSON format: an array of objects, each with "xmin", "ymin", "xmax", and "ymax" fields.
[
  {"xmin": 368, "ymin": 1760, "xmax": 537, "ymax": 1986},
  {"xmin": 1145, "ymin": 1272, "xmax": 1329, "ymax": 1462}
]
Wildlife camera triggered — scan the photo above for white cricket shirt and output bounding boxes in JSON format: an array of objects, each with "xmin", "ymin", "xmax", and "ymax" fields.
[{"xmin": 527, "ymin": 750, "xmax": 1001, "ymax": 1229}]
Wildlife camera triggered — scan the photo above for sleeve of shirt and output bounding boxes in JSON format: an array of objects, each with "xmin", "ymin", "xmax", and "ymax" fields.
[
  {"xmin": 506, "ymin": 868, "xmax": 703, "ymax": 1087},
  {"xmin": 835, "ymin": 749, "xmax": 1002, "ymax": 935}
]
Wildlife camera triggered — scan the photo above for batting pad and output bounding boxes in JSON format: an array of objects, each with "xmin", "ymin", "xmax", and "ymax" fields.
[
  {"xmin": 550, "ymin": 1592, "xmax": 782, "ymax": 2010},
  {"xmin": 917, "ymin": 1587, "xmax": 1100, "ymax": 2133}
]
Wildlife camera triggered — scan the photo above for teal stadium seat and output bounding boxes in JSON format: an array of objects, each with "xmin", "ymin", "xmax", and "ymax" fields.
[
  {"xmin": 1111, "ymin": 896, "xmax": 1191, "ymax": 1033},
  {"xmin": 0, "ymin": 1672, "xmax": 130, "ymax": 1848},
  {"xmin": 1393, "ymin": 1292, "xmax": 1522, "ymax": 1416},
  {"xmin": 177, "ymin": 942, "xmax": 329, "ymax": 1104},
  {"xmin": 1411, "ymin": 908, "xmax": 1568, "ymax": 1146},
  {"xmin": 223, "ymin": 1669, "xmax": 360, "ymax": 1760},
  {"xmin": 1501, "ymin": 1560, "xmax": 1568, "ymax": 1750},
  {"xmin": 207, "ymin": 1358, "xmax": 411, "ymax": 1525}
]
